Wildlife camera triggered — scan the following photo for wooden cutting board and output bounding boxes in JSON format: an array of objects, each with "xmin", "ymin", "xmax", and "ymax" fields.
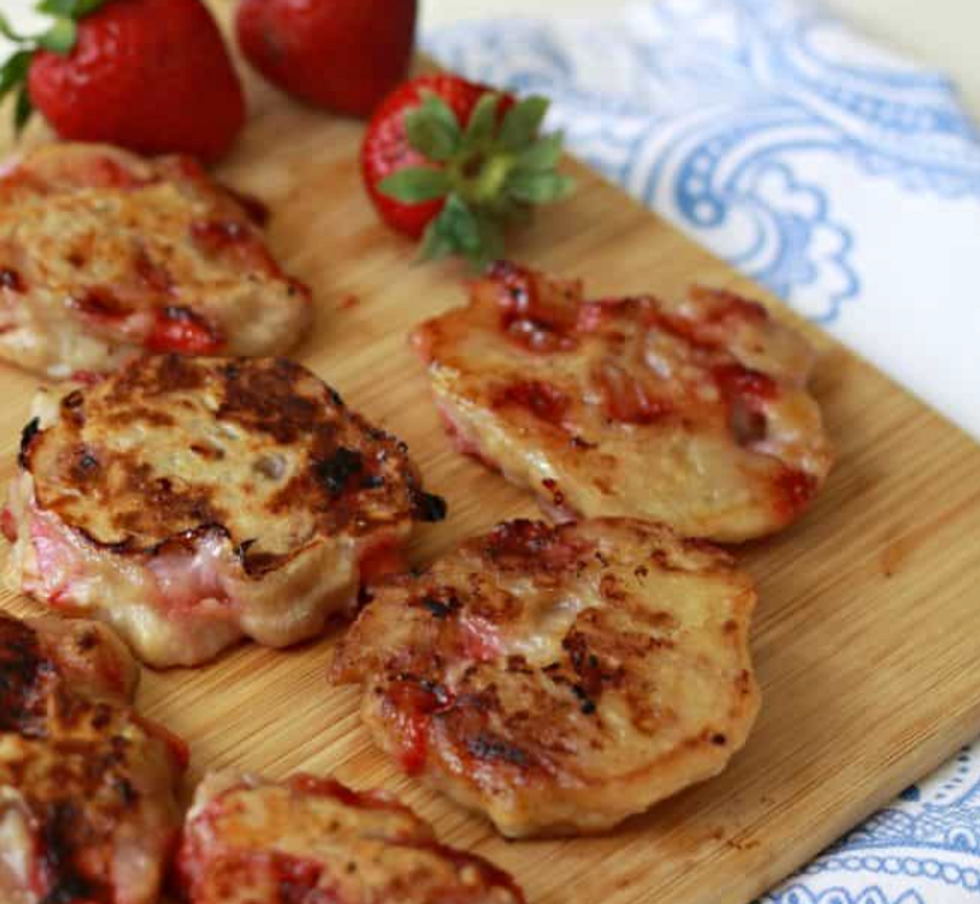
[{"xmin": 3, "ymin": 38, "xmax": 980, "ymax": 904}]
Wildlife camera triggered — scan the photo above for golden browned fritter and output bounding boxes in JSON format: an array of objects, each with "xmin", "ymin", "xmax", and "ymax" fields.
[
  {"xmin": 176, "ymin": 771, "xmax": 525, "ymax": 904},
  {"xmin": 5, "ymin": 355, "xmax": 446, "ymax": 667},
  {"xmin": 412, "ymin": 261, "xmax": 833, "ymax": 542},
  {"xmin": 0, "ymin": 613, "xmax": 185, "ymax": 904},
  {"xmin": 0, "ymin": 142, "xmax": 311, "ymax": 379},
  {"xmin": 332, "ymin": 518, "xmax": 760, "ymax": 837}
]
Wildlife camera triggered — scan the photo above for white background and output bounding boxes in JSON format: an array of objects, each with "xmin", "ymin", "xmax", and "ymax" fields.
[{"xmin": 423, "ymin": 0, "xmax": 980, "ymax": 122}]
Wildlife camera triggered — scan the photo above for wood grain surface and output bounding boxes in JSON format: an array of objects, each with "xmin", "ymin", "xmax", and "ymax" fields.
[{"xmin": 2, "ymin": 29, "xmax": 980, "ymax": 904}]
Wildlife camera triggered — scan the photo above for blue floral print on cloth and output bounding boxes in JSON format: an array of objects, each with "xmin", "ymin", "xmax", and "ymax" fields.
[
  {"xmin": 762, "ymin": 745, "xmax": 980, "ymax": 903},
  {"xmin": 425, "ymin": 2, "xmax": 980, "ymax": 901},
  {"xmin": 425, "ymin": 0, "xmax": 980, "ymax": 442}
]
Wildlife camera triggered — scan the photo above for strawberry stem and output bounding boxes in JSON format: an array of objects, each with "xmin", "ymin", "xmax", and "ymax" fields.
[
  {"xmin": 470, "ymin": 154, "xmax": 514, "ymax": 204},
  {"xmin": 381, "ymin": 90, "xmax": 575, "ymax": 268}
]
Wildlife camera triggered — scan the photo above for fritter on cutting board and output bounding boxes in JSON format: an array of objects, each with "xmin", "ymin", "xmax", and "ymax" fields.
[
  {"xmin": 4, "ymin": 355, "xmax": 446, "ymax": 667},
  {"xmin": 176, "ymin": 771, "xmax": 525, "ymax": 904},
  {"xmin": 332, "ymin": 518, "xmax": 760, "ymax": 837},
  {"xmin": 413, "ymin": 261, "xmax": 833, "ymax": 542},
  {"xmin": 0, "ymin": 613, "xmax": 185, "ymax": 904},
  {"xmin": 0, "ymin": 142, "xmax": 311, "ymax": 379}
]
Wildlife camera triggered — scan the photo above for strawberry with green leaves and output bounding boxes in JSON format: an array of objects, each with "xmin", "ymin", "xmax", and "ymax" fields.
[
  {"xmin": 361, "ymin": 74, "xmax": 573, "ymax": 267},
  {"xmin": 0, "ymin": 0, "xmax": 245, "ymax": 163}
]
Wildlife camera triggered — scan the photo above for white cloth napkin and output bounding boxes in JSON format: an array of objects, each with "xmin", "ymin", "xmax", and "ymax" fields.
[
  {"xmin": 426, "ymin": 2, "xmax": 980, "ymax": 903},
  {"xmin": 427, "ymin": 0, "xmax": 980, "ymax": 445}
]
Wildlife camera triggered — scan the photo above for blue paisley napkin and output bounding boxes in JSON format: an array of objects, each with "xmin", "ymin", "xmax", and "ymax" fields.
[
  {"xmin": 426, "ymin": 0, "xmax": 980, "ymax": 445},
  {"xmin": 426, "ymin": 2, "xmax": 980, "ymax": 903}
]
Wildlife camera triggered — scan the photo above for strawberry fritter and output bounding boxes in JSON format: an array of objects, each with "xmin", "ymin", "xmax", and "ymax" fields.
[
  {"xmin": 5, "ymin": 355, "xmax": 446, "ymax": 667},
  {"xmin": 0, "ymin": 613, "xmax": 185, "ymax": 904},
  {"xmin": 412, "ymin": 262, "xmax": 833, "ymax": 542},
  {"xmin": 332, "ymin": 518, "xmax": 760, "ymax": 837},
  {"xmin": 177, "ymin": 771, "xmax": 525, "ymax": 904},
  {"xmin": 0, "ymin": 142, "xmax": 311, "ymax": 379}
]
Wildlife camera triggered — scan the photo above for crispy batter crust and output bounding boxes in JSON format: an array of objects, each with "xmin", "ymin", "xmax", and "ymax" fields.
[
  {"xmin": 6, "ymin": 356, "xmax": 446, "ymax": 666},
  {"xmin": 332, "ymin": 518, "xmax": 760, "ymax": 837},
  {"xmin": 25, "ymin": 355, "xmax": 439, "ymax": 556},
  {"xmin": 412, "ymin": 261, "xmax": 833, "ymax": 542},
  {"xmin": 177, "ymin": 771, "xmax": 525, "ymax": 904},
  {"xmin": 0, "ymin": 143, "xmax": 311, "ymax": 379},
  {"xmin": 0, "ymin": 614, "xmax": 184, "ymax": 904}
]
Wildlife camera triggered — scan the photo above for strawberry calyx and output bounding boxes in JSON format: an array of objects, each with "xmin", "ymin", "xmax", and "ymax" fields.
[
  {"xmin": 378, "ymin": 91, "xmax": 574, "ymax": 267},
  {"xmin": 0, "ymin": 0, "xmax": 111, "ymax": 134}
]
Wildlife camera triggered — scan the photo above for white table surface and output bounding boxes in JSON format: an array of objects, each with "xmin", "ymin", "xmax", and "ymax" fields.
[{"xmin": 423, "ymin": 0, "xmax": 980, "ymax": 124}]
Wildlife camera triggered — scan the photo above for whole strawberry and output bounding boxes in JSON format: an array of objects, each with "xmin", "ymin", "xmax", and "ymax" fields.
[
  {"xmin": 0, "ymin": 0, "xmax": 245, "ymax": 163},
  {"xmin": 362, "ymin": 75, "xmax": 573, "ymax": 267},
  {"xmin": 236, "ymin": 0, "xmax": 416, "ymax": 119}
]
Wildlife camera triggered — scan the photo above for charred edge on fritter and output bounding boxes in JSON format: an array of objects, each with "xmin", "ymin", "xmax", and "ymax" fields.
[
  {"xmin": 104, "ymin": 355, "xmax": 206, "ymax": 404},
  {"xmin": 435, "ymin": 690, "xmax": 554, "ymax": 779},
  {"xmin": 70, "ymin": 521, "xmax": 233, "ymax": 558},
  {"xmin": 570, "ymin": 683, "xmax": 598, "ymax": 715},
  {"xmin": 230, "ymin": 535, "xmax": 302, "ymax": 578},
  {"xmin": 465, "ymin": 733, "xmax": 531, "ymax": 767},
  {"xmin": 539, "ymin": 664, "xmax": 598, "ymax": 717},
  {"xmin": 480, "ymin": 520, "xmax": 593, "ymax": 574},
  {"xmin": 0, "ymin": 615, "xmax": 47, "ymax": 734},
  {"xmin": 420, "ymin": 594, "xmax": 459, "ymax": 619},
  {"xmin": 315, "ymin": 447, "xmax": 363, "ymax": 497},
  {"xmin": 68, "ymin": 448, "xmax": 101, "ymax": 483},
  {"xmin": 72, "ymin": 527, "xmax": 139, "ymax": 556},
  {"xmin": 29, "ymin": 356, "xmax": 446, "ymax": 568},
  {"xmin": 18, "ymin": 417, "xmax": 40, "ymax": 468},
  {"xmin": 234, "ymin": 538, "xmax": 258, "ymax": 562},
  {"xmin": 0, "ymin": 619, "xmax": 156, "ymax": 898},
  {"xmin": 391, "ymin": 673, "xmax": 456, "ymax": 712},
  {"xmin": 213, "ymin": 358, "xmax": 322, "ymax": 445},
  {"xmin": 237, "ymin": 549, "xmax": 290, "ymax": 578},
  {"xmin": 38, "ymin": 800, "xmax": 106, "ymax": 904},
  {"xmin": 148, "ymin": 522, "xmax": 231, "ymax": 557},
  {"xmin": 8, "ymin": 709, "xmax": 157, "ymax": 901},
  {"xmin": 563, "ymin": 630, "xmax": 624, "ymax": 700},
  {"xmin": 411, "ymin": 489, "xmax": 447, "ymax": 523}
]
